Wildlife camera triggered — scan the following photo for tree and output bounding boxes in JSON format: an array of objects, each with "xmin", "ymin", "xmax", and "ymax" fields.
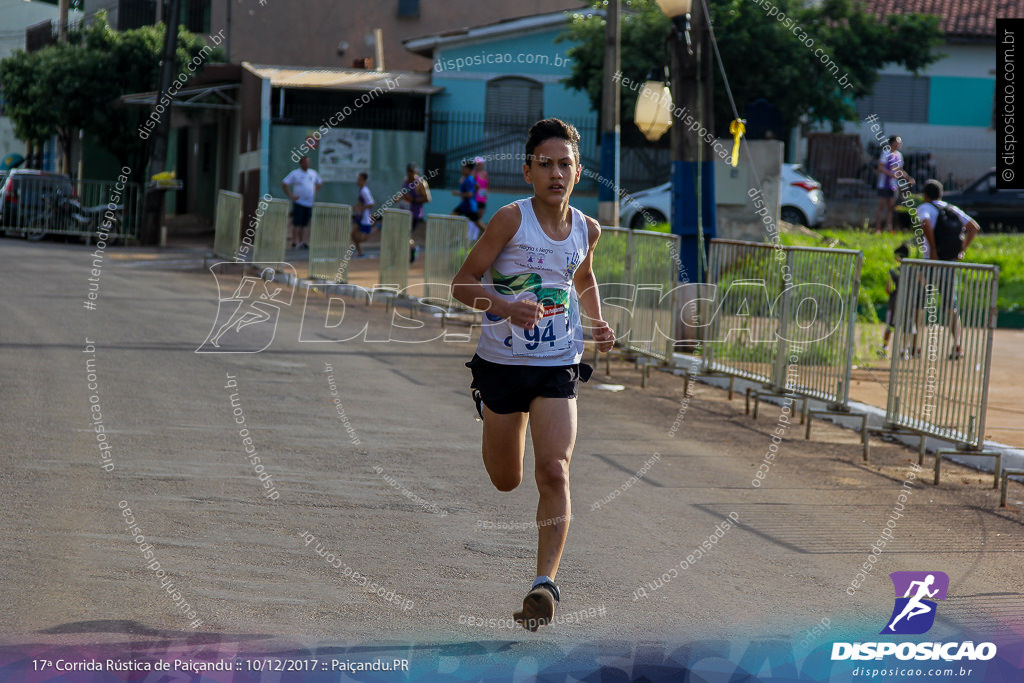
[
  {"xmin": 559, "ymin": 0, "xmax": 944, "ymax": 135},
  {"xmin": 0, "ymin": 12, "xmax": 222, "ymax": 174}
]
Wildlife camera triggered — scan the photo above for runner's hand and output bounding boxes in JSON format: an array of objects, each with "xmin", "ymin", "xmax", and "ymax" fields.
[
  {"xmin": 591, "ymin": 319, "xmax": 615, "ymax": 352},
  {"xmin": 504, "ymin": 300, "xmax": 544, "ymax": 330}
]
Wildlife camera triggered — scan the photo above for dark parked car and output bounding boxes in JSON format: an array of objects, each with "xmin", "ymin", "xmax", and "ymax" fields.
[
  {"xmin": 941, "ymin": 169, "xmax": 1024, "ymax": 232},
  {"xmin": 0, "ymin": 170, "xmax": 75, "ymax": 238}
]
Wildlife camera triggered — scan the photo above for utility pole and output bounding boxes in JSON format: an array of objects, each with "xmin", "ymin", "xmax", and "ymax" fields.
[
  {"xmin": 140, "ymin": 0, "xmax": 182, "ymax": 245},
  {"xmin": 58, "ymin": 0, "xmax": 70, "ymax": 175},
  {"xmin": 598, "ymin": 0, "xmax": 621, "ymax": 226},
  {"xmin": 669, "ymin": 0, "xmax": 715, "ymax": 285},
  {"xmin": 58, "ymin": 0, "xmax": 69, "ymax": 41}
]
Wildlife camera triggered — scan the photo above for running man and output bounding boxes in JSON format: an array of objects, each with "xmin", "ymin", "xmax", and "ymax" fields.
[
  {"xmin": 350, "ymin": 172, "xmax": 375, "ymax": 257},
  {"xmin": 888, "ymin": 574, "xmax": 939, "ymax": 631},
  {"xmin": 452, "ymin": 161, "xmax": 484, "ymax": 241},
  {"xmin": 452, "ymin": 118, "xmax": 615, "ymax": 631}
]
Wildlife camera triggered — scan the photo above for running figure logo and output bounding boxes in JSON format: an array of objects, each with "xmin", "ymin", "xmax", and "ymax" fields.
[
  {"xmin": 196, "ymin": 263, "xmax": 296, "ymax": 353},
  {"xmin": 881, "ymin": 571, "xmax": 949, "ymax": 635}
]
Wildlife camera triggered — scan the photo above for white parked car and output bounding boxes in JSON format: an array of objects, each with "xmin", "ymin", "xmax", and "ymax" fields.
[
  {"xmin": 780, "ymin": 163, "xmax": 826, "ymax": 228},
  {"xmin": 618, "ymin": 163, "xmax": 827, "ymax": 229}
]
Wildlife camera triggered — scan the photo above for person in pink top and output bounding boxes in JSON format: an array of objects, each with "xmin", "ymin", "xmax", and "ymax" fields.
[{"xmin": 473, "ymin": 156, "xmax": 489, "ymax": 221}]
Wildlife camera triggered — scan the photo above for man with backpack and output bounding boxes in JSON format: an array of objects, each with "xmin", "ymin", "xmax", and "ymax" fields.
[{"xmin": 917, "ymin": 179, "xmax": 980, "ymax": 360}]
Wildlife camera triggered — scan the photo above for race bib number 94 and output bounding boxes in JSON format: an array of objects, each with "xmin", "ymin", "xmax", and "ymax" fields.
[{"xmin": 507, "ymin": 304, "xmax": 571, "ymax": 357}]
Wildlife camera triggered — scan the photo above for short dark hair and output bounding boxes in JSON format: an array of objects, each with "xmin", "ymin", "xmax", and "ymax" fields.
[
  {"xmin": 462, "ymin": 160, "xmax": 476, "ymax": 170},
  {"xmin": 358, "ymin": 172, "xmax": 368, "ymax": 181},
  {"xmin": 894, "ymin": 243, "xmax": 909, "ymax": 259},
  {"xmin": 525, "ymin": 118, "xmax": 581, "ymax": 165},
  {"xmin": 888, "ymin": 135, "xmax": 899, "ymax": 146},
  {"xmin": 923, "ymin": 179, "xmax": 943, "ymax": 200}
]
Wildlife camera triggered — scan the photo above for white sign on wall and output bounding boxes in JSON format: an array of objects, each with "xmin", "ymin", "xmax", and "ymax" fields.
[{"xmin": 318, "ymin": 129, "xmax": 372, "ymax": 182}]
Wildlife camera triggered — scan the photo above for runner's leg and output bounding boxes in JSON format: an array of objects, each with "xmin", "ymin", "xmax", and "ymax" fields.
[
  {"xmin": 351, "ymin": 225, "xmax": 363, "ymax": 256},
  {"xmin": 481, "ymin": 406, "xmax": 528, "ymax": 492},
  {"xmin": 874, "ymin": 196, "xmax": 887, "ymax": 233},
  {"xmin": 528, "ymin": 396, "xmax": 578, "ymax": 579}
]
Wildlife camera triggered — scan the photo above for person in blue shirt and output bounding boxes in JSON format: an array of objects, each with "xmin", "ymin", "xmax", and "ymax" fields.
[{"xmin": 452, "ymin": 160, "xmax": 484, "ymax": 240}]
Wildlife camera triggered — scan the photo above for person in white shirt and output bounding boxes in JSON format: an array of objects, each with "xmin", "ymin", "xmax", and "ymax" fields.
[
  {"xmin": 281, "ymin": 156, "xmax": 323, "ymax": 249},
  {"xmin": 915, "ymin": 180, "xmax": 980, "ymax": 360},
  {"xmin": 350, "ymin": 172, "xmax": 375, "ymax": 257}
]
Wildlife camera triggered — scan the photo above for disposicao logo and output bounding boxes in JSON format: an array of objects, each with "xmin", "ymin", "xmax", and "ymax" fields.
[
  {"xmin": 831, "ymin": 571, "xmax": 997, "ymax": 663},
  {"xmin": 882, "ymin": 571, "xmax": 948, "ymax": 635}
]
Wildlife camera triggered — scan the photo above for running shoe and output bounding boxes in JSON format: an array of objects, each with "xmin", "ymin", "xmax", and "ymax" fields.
[{"xmin": 513, "ymin": 581, "xmax": 560, "ymax": 632}]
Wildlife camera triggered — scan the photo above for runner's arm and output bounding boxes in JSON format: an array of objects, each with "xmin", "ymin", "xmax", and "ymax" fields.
[
  {"xmin": 962, "ymin": 217, "xmax": 980, "ymax": 253},
  {"xmin": 574, "ymin": 217, "xmax": 615, "ymax": 352},
  {"xmin": 451, "ymin": 204, "xmax": 542, "ymax": 329},
  {"xmin": 921, "ymin": 217, "xmax": 938, "ymax": 260}
]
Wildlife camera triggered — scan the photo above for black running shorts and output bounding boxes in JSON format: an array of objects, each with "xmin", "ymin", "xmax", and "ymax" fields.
[{"xmin": 466, "ymin": 354, "xmax": 593, "ymax": 414}]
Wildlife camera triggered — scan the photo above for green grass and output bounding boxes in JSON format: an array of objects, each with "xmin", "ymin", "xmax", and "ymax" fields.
[
  {"xmin": 779, "ymin": 228, "xmax": 1024, "ymax": 315},
  {"xmin": 644, "ymin": 222, "xmax": 673, "ymax": 234}
]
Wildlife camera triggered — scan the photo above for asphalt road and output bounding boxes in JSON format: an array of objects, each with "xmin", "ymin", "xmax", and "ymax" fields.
[{"xmin": 1, "ymin": 240, "xmax": 1022, "ymax": 679}]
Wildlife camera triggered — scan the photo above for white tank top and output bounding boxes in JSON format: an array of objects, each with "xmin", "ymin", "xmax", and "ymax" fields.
[{"xmin": 475, "ymin": 198, "xmax": 589, "ymax": 366}]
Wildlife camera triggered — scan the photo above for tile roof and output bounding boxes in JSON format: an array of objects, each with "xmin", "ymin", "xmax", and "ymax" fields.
[{"xmin": 858, "ymin": 0, "xmax": 1021, "ymax": 39}]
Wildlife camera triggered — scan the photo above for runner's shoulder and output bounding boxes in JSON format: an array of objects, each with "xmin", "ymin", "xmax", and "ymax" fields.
[
  {"xmin": 580, "ymin": 213, "xmax": 601, "ymax": 243},
  {"xmin": 486, "ymin": 202, "xmax": 524, "ymax": 240}
]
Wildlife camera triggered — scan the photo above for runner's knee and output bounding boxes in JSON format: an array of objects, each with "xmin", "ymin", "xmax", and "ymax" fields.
[
  {"xmin": 535, "ymin": 458, "xmax": 569, "ymax": 491},
  {"xmin": 490, "ymin": 472, "xmax": 522, "ymax": 492}
]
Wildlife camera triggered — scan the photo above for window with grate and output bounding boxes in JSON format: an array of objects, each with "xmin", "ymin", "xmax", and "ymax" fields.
[
  {"xmin": 397, "ymin": 0, "xmax": 420, "ymax": 17},
  {"xmin": 855, "ymin": 74, "xmax": 930, "ymax": 123},
  {"xmin": 484, "ymin": 77, "xmax": 543, "ymax": 127}
]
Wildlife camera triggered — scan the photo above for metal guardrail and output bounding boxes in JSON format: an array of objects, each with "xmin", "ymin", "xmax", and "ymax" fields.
[
  {"xmin": 252, "ymin": 199, "xmax": 290, "ymax": 265},
  {"xmin": 592, "ymin": 226, "xmax": 631, "ymax": 350},
  {"xmin": 424, "ymin": 214, "xmax": 470, "ymax": 311},
  {"xmin": 590, "ymin": 227, "xmax": 679, "ymax": 385},
  {"xmin": 213, "ymin": 190, "xmax": 243, "ymax": 260},
  {"xmin": 783, "ymin": 245, "xmax": 863, "ymax": 407},
  {"xmin": 628, "ymin": 229, "xmax": 680, "ymax": 364},
  {"xmin": 2, "ymin": 176, "xmax": 142, "ymax": 242},
  {"xmin": 379, "ymin": 208, "xmax": 412, "ymax": 294},
  {"xmin": 703, "ymin": 239, "xmax": 865, "ymax": 439},
  {"xmin": 702, "ymin": 239, "xmax": 787, "ymax": 387},
  {"xmin": 308, "ymin": 203, "xmax": 353, "ymax": 283},
  {"xmin": 883, "ymin": 259, "xmax": 1001, "ymax": 485}
]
